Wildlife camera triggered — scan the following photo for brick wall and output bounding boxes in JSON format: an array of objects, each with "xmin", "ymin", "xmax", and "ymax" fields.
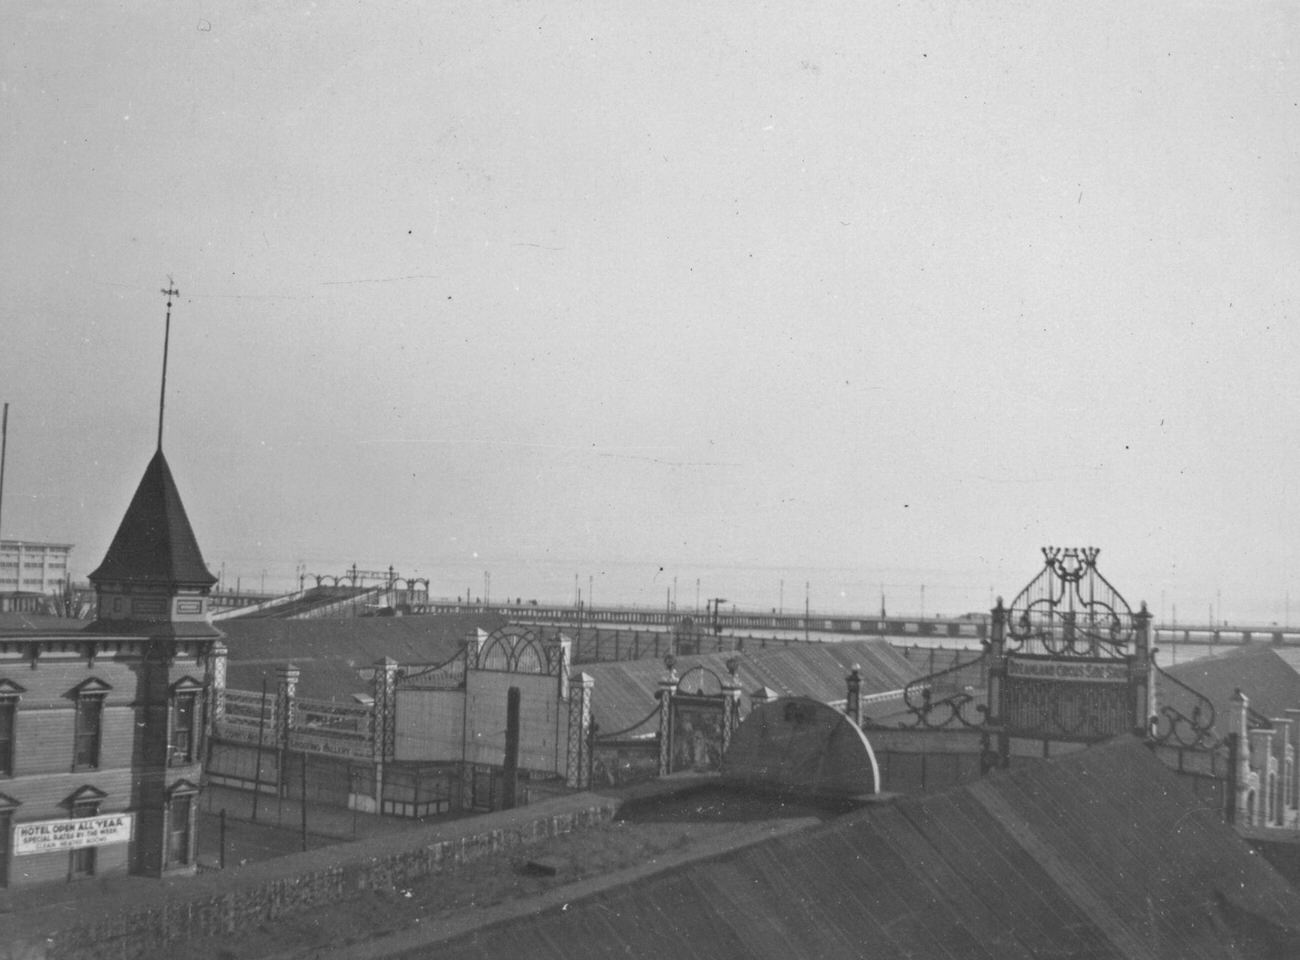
[
  {"xmin": 2, "ymin": 648, "xmax": 209, "ymax": 886},
  {"xmin": 8, "ymin": 794, "xmax": 618, "ymax": 960}
]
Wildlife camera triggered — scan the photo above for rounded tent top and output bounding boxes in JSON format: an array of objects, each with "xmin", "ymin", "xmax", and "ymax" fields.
[{"xmin": 723, "ymin": 696, "xmax": 879, "ymax": 800}]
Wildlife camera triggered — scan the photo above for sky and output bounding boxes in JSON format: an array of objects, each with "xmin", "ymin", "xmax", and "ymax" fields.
[{"xmin": 2, "ymin": 2, "xmax": 1298, "ymax": 621}]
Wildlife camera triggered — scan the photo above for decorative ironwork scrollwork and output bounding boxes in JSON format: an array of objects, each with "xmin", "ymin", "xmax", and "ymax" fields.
[
  {"xmin": 897, "ymin": 650, "xmax": 990, "ymax": 729},
  {"xmin": 1150, "ymin": 658, "xmax": 1221, "ymax": 749},
  {"xmin": 1003, "ymin": 676, "xmax": 1132, "ymax": 740},
  {"xmin": 394, "ymin": 647, "xmax": 468, "ymax": 689},
  {"xmin": 1006, "ymin": 547, "xmax": 1133, "ymax": 658}
]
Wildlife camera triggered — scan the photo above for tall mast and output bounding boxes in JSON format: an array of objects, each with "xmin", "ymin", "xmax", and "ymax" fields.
[
  {"xmin": 157, "ymin": 279, "xmax": 179, "ymax": 451},
  {"xmin": 0, "ymin": 402, "xmax": 8, "ymax": 544}
]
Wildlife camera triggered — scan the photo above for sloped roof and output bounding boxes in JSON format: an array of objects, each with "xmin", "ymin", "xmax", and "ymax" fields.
[
  {"xmin": 0, "ymin": 612, "xmax": 89, "ymax": 633},
  {"xmin": 226, "ymin": 657, "xmax": 380, "ymax": 703},
  {"xmin": 219, "ymin": 612, "xmax": 508, "ymax": 701},
  {"xmin": 88, "ymin": 449, "xmax": 216, "ymax": 586},
  {"xmin": 215, "ymin": 585, "xmax": 376, "ymax": 620},
  {"xmin": 587, "ymin": 639, "xmax": 922, "ymax": 735},
  {"xmin": 429, "ymin": 736, "xmax": 1300, "ymax": 959},
  {"xmin": 1161, "ymin": 643, "xmax": 1300, "ymax": 731}
]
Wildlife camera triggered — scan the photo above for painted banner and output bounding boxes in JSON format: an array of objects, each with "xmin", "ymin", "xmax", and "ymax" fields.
[
  {"xmin": 1006, "ymin": 657, "xmax": 1129, "ymax": 683},
  {"xmin": 13, "ymin": 814, "xmax": 134, "ymax": 855},
  {"xmin": 289, "ymin": 728, "xmax": 372, "ymax": 759}
]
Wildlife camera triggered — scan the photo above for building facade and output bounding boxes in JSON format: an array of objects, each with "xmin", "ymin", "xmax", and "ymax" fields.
[
  {"xmin": 0, "ymin": 540, "xmax": 73, "ymax": 612},
  {"xmin": 0, "ymin": 450, "xmax": 221, "ymax": 888}
]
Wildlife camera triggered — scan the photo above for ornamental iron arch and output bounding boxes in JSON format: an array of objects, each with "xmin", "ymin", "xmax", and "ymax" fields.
[
  {"xmin": 894, "ymin": 548, "xmax": 1160, "ymax": 744},
  {"xmin": 675, "ymin": 665, "xmax": 728, "ymax": 697},
  {"xmin": 475, "ymin": 625, "xmax": 567, "ymax": 676},
  {"xmin": 1006, "ymin": 546, "xmax": 1133, "ymax": 659}
]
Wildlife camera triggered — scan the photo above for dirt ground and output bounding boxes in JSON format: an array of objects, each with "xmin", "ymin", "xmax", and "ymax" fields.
[{"xmin": 138, "ymin": 789, "xmax": 833, "ymax": 960}]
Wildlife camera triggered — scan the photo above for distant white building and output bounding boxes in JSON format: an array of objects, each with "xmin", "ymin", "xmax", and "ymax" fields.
[{"xmin": 0, "ymin": 540, "xmax": 72, "ymax": 609}]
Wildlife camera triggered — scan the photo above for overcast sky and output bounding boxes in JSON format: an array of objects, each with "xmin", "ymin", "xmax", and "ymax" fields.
[{"xmin": 2, "ymin": 2, "xmax": 1297, "ymax": 618}]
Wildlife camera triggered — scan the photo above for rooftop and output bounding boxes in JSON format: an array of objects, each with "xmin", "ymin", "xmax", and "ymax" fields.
[
  {"xmin": 420, "ymin": 736, "xmax": 1300, "ymax": 959},
  {"xmin": 87, "ymin": 449, "xmax": 216, "ymax": 588},
  {"xmin": 220, "ymin": 612, "xmax": 507, "ymax": 700},
  {"xmin": 585, "ymin": 637, "xmax": 920, "ymax": 735},
  {"xmin": 25, "ymin": 734, "xmax": 1293, "ymax": 960},
  {"xmin": 1161, "ymin": 642, "xmax": 1300, "ymax": 729}
]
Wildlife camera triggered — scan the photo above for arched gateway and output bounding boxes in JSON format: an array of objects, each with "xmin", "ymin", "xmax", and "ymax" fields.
[{"xmin": 865, "ymin": 547, "xmax": 1221, "ymax": 789}]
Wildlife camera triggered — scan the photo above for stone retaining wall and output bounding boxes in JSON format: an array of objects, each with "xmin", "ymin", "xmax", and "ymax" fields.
[{"xmin": 6, "ymin": 797, "xmax": 618, "ymax": 960}]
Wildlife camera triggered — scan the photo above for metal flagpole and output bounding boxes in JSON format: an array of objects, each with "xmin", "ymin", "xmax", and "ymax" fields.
[
  {"xmin": 0, "ymin": 402, "xmax": 7, "ymax": 545},
  {"xmin": 158, "ymin": 279, "xmax": 179, "ymax": 450}
]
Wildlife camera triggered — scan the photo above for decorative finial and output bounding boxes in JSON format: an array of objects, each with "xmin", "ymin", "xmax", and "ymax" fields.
[{"xmin": 157, "ymin": 278, "xmax": 180, "ymax": 450}]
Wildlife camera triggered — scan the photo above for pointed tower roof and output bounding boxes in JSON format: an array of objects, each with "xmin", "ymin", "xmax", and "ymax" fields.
[{"xmin": 88, "ymin": 449, "xmax": 217, "ymax": 587}]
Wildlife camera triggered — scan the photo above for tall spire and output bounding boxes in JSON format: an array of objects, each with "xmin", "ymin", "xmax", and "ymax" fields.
[
  {"xmin": 157, "ymin": 278, "xmax": 179, "ymax": 451},
  {"xmin": 85, "ymin": 279, "xmax": 219, "ymax": 637}
]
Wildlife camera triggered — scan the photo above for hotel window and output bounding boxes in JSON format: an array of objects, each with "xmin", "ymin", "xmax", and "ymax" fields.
[
  {"xmin": 73, "ymin": 694, "xmax": 104, "ymax": 769},
  {"xmin": 0, "ymin": 811, "xmax": 9, "ymax": 886},
  {"xmin": 168, "ymin": 794, "xmax": 192, "ymax": 866},
  {"xmin": 0, "ymin": 795, "xmax": 16, "ymax": 888},
  {"xmin": 0, "ymin": 698, "xmax": 13, "ymax": 776},
  {"xmin": 169, "ymin": 678, "xmax": 204, "ymax": 766},
  {"xmin": 69, "ymin": 799, "xmax": 99, "ymax": 879},
  {"xmin": 171, "ymin": 692, "xmax": 197, "ymax": 764}
]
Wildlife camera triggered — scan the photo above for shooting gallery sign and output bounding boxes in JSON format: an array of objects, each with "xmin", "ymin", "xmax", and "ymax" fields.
[{"xmin": 13, "ymin": 813, "xmax": 133, "ymax": 855}]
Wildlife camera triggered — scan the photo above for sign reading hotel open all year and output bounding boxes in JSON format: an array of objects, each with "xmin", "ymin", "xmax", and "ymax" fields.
[{"xmin": 13, "ymin": 813, "xmax": 134, "ymax": 856}]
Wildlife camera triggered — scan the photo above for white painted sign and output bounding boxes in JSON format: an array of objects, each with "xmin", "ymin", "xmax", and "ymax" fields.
[
  {"xmin": 13, "ymin": 814, "xmax": 134, "ymax": 855},
  {"xmin": 1006, "ymin": 657, "xmax": 1128, "ymax": 683}
]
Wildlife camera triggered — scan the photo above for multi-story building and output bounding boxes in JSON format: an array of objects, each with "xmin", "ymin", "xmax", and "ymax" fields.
[
  {"xmin": 0, "ymin": 449, "xmax": 221, "ymax": 888},
  {"xmin": 0, "ymin": 540, "xmax": 73, "ymax": 612}
]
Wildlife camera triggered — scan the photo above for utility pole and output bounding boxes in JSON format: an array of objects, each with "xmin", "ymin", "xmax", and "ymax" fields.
[
  {"xmin": 709, "ymin": 598, "xmax": 727, "ymax": 635},
  {"xmin": 0, "ymin": 402, "xmax": 8, "ymax": 547}
]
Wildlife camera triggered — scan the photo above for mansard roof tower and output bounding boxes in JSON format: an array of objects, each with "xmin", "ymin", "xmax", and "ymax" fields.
[{"xmin": 87, "ymin": 281, "xmax": 219, "ymax": 638}]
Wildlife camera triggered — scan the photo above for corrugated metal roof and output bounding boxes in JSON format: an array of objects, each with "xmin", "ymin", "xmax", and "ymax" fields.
[
  {"xmin": 1161, "ymin": 644, "xmax": 1300, "ymax": 731},
  {"xmin": 430, "ymin": 736, "xmax": 1300, "ymax": 958},
  {"xmin": 587, "ymin": 639, "xmax": 923, "ymax": 735},
  {"xmin": 219, "ymin": 612, "xmax": 507, "ymax": 701}
]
